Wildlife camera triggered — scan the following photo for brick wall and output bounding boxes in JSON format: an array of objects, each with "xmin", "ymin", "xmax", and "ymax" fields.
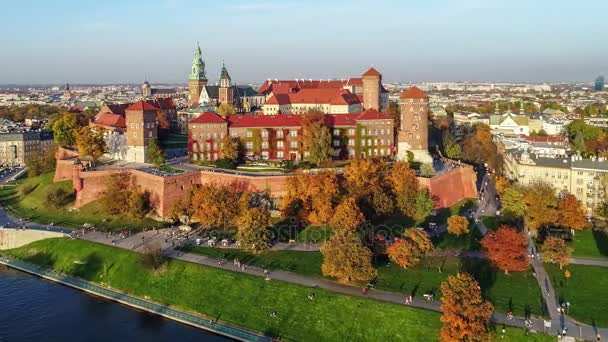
[{"xmin": 69, "ymin": 163, "xmax": 477, "ymax": 218}]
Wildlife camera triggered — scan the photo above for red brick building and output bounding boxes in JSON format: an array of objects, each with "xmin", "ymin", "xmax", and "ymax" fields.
[{"xmin": 188, "ymin": 108, "xmax": 395, "ymax": 162}]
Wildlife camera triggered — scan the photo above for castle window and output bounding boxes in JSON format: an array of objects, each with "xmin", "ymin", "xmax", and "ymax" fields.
[
  {"xmin": 347, "ymin": 129, "xmax": 355, "ymax": 136},
  {"xmin": 277, "ymin": 130, "xmax": 284, "ymax": 138},
  {"xmin": 262, "ymin": 142, "xmax": 269, "ymax": 149},
  {"xmin": 246, "ymin": 131, "xmax": 253, "ymax": 138},
  {"xmin": 246, "ymin": 142, "xmax": 253, "ymax": 149},
  {"xmin": 333, "ymin": 129, "xmax": 340, "ymax": 135},
  {"xmin": 262, "ymin": 130, "xmax": 269, "ymax": 138},
  {"xmin": 419, "ymin": 107, "xmax": 424, "ymax": 112},
  {"xmin": 409, "ymin": 99, "xmax": 414, "ymax": 103},
  {"xmin": 277, "ymin": 151, "xmax": 284, "ymax": 158},
  {"xmin": 230, "ymin": 131, "xmax": 237, "ymax": 137},
  {"xmin": 290, "ymin": 130, "xmax": 298, "ymax": 137},
  {"xmin": 277, "ymin": 141, "xmax": 284, "ymax": 148},
  {"xmin": 290, "ymin": 141, "xmax": 298, "ymax": 148},
  {"xmin": 333, "ymin": 140, "xmax": 340, "ymax": 147},
  {"xmin": 148, "ymin": 131, "xmax": 152, "ymax": 138}
]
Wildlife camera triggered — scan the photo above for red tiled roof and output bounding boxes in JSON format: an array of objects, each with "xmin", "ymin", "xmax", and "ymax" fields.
[
  {"xmin": 400, "ymin": 86, "xmax": 429, "ymax": 99},
  {"xmin": 69, "ymin": 105, "xmax": 85, "ymax": 112},
  {"xmin": 326, "ymin": 114, "xmax": 360, "ymax": 126},
  {"xmin": 127, "ymin": 100, "xmax": 159, "ymax": 111},
  {"xmin": 265, "ymin": 88, "xmax": 361, "ymax": 106},
  {"xmin": 362, "ymin": 67, "xmax": 382, "ymax": 77},
  {"xmin": 105, "ymin": 103, "xmax": 131, "ymax": 115},
  {"xmin": 190, "ymin": 111, "xmax": 227, "ymax": 124},
  {"xmin": 258, "ymin": 77, "xmax": 368, "ymax": 95},
  {"xmin": 355, "ymin": 108, "xmax": 391, "ymax": 120},
  {"xmin": 150, "ymin": 98, "xmax": 175, "ymax": 110},
  {"xmin": 93, "ymin": 113, "xmax": 126, "ymax": 128}
]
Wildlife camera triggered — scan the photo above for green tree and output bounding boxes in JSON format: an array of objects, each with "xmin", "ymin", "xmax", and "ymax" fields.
[
  {"xmin": 25, "ymin": 148, "xmax": 56, "ymax": 177},
  {"xmin": 74, "ymin": 126, "xmax": 107, "ymax": 163},
  {"xmin": 420, "ymin": 163, "xmax": 435, "ymax": 177},
  {"xmin": 501, "ymin": 184, "xmax": 526, "ymax": 220},
  {"xmin": 236, "ymin": 207, "xmax": 272, "ymax": 254},
  {"xmin": 414, "ymin": 189, "xmax": 434, "ymax": 222},
  {"xmin": 51, "ymin": 113, "xmax": 78, "ymax": 147},
  {"xmin": 146, "ymin": 138, "xmax": 166, "ymax": 167}
]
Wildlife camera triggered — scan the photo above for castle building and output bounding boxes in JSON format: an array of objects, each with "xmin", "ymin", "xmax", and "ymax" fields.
[
  {"xmin": 258, "ymin": 67, "xmax": 389, "ymax": 115},
  {"xmin": 188, "ymin": 43, "xmax": 208, "ymax": 107},
  {"xmin": 218, "ymin": 63, "xmax": 234, "ymax": 105},
  {"xmin": 188, "ymin": 109, "xmax": 394, "ymax": 162},
  {"xmin": 142, "ymin": 80, "xmax": 177, "ymax": 99},
  {"xmin": 124, "ymin": 100, "xmax": 159, "ymax": 163},
  {"xmin": 397, "ymin": 86, "xmax": 432, "ymax": 163}
]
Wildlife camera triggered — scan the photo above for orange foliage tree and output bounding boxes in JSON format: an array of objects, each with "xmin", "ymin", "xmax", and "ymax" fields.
[
  {"xmin": 447, "ymin": 215, "xmax": 469, "ymax": 236},
  {"xmin": 557, "ymin": 194, "xmax": 589, "ymax": 230},
  {"xmin": 329, "ymin": 196, "xmax": 365, "ymax": 233},
  {"xmin": 321, "ymin": 232, "xmax": 377, "ymax": 283},
  {"xmin": 523, "ymin": 182, "xmax": 558, "ymax": 231},
  {"xmin": 191, "ymin": 182, "xmax": 244, "ymax": 229},
  {"xmin": 481, "ymin": 225, "xmax": 529, "ymax": 274},
  {"xmin": 494, "ymin": 175, "xmax": 509, "ymax": 195},
  {"xmin": 440, "ymin": 272, "xmax": 494, "ymax": 342},
  {"xmin": 388, "ymin": 161, "xmax": 419, "ymax": 218},
  {"xmin": 280, "ymin": 171, "xmax": 341, "ymax": 224},
  {"xmin": 387, "ymin": 228, "xmax": 433, "ymax": 269},
  {"xmin": 541, "ymin": 237, "xmax": 572, "ymax": 270},
  {"xmin": 343, "ymin": 158, "xmax": 394, "ymax": 218}
]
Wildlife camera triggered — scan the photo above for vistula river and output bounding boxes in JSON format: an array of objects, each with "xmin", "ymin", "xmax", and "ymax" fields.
[{"xmin": 0, "ymin": 267, "xmax": 231, "ymax": 341}]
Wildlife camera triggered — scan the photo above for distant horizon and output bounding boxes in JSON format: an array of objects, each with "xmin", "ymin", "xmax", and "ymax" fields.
[{"xmin": 1, "ymin": 1, "xmax": 606, "ymax": 85}]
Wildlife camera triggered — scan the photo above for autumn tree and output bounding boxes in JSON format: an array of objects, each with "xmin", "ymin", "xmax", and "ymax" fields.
[
  {"xmin": 236, "ymin": 207, "xmax": 272, "ymax": 254},
  {"xmin": 169, "ymin": 189, "xmax": 194, "ymax": 224},
  {"xmin": 329, "ymin": 196, "xmax": 365, "ymax": 233},
  {"xmin": 494, "ymin": 175, "xmax": 509, "ymax": 195},
  {"xmin": 481, "ymin": 225, "xmax": 529, "ymax": 274},
  {"xmin": 524, "ymin": 182, "xmax": 558, "ymax": 231},
  {"xmin": 217, "ymin": 103, "xmax": 236, "ymax": 117},
  {"xmin": 501, "ymin": 184, "xmax": 526, "ymax": 220},
  {"xmin": 440, "ymin": 273, "xmax": 494, "ymax": 342},
  {"xmin": 25, "ymin": 148, "xmax": 56, "ymax": 177},
  {"xmin": 387, "ymin": 228, "xmax": 433, "ymax": 269},
  {"xmin": 74, "ymin": 125, "xmax": 107, "ymax": 163},
  {"xmin": 321, "ymin": 232, "xmax": 377, "ymax": 283},
  {"xmin": 220, "ymin": 135, "xmax": 243, "ymax": 162},
  {"xmin": 557, "ymin": 194, "xmax": 589, "ymax": 230},
  {"xmin": 541, "ymin": 237, "xmax": 572, "ymax": 270},
  {"xmin": 301, "ymin": 110, "xmax": 332, "ymax": 166},
  {"xmin": 461, "ymin": 124, "xmax": 503, "ymax": 173},
  {"xmin": 281, "ymin": 171, "xmax": 341, "ymax": 224},
  {"xmin": 51, "ymin": 113, "xmax": 78, "ymax": 147},
  {"xmin": 345, "ymin": 158, "xmax": 394, "ymax": 217},
  {"xmin": 388, "ymin": 161, "xmax": 419, "ymax": 218},
  {"xmin": 191, "ymin": 183, "xmax": 242, "ymax": 229},
  {"xmin": 447, "ymin": 215, "xmax": 469, "ymax": 236},
  {"xmin": 100, "ymin": 171, "xmax": 148, "ymax": 217},
  {"xmin": 146, "ymin": 138, "xmax": 166, "ymax": 167}
]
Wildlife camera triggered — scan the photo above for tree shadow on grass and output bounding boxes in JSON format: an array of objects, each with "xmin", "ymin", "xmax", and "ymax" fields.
[
  {"xmin": 592, "ymin": 229, "xmax": 608, "ymax": 257},
  {"xmin": 22, "ymin": 252, "xmax": 56, "ymax": 268},
  {"xmin": 70, "ymin": 252, "xmax": 103, "ymax": 279},
  {"xmin": 459, "ymin": 257, "xmax": 497, "ymax": 293}
]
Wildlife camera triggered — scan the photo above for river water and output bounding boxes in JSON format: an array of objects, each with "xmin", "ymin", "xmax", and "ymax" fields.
[{"xmin": 0, "ymin": 267, "xmax": 230, "ymax": 342}]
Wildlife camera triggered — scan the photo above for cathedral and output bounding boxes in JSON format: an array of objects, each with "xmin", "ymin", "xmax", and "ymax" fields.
[{"xmin": 187, "ymin": 43, "xmax": 264, "ymax": 112}]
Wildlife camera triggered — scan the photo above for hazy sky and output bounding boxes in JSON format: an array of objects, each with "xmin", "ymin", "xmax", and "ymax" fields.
[{"xmin": 1, "ymin": 0, "xmax": 606, "ymax": 84}]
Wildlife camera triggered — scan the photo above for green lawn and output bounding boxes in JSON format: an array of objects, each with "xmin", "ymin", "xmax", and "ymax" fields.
[
  {"xmin": 432, "ymin": 225, "xmax": 482, "ymax": 251},
  {"xmin": 547, "ymin": 264, "xmax": 608, "ymax": 326},
  {"xmin": 187, "ymin": 247, "xmax": 544, "ymax": 318},
  {"xmin": 0, "ymin": 173, "xmax": 161, "ymax": 231},
  {"xmin": 571, "ymin": 229, "xmax": 608, "ymax": 260},
  {"xmin": 4, "ymin": 238, "xmax": 551, "ymax": 341},
  {"xmin": 153, "ymin": 165, "xmax": 185, "ymax": 174}
]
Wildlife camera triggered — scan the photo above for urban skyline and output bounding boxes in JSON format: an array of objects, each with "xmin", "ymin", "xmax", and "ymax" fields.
[{"xmin": 1, "ymin": 0, "xmax": 606, "ymax": 84}]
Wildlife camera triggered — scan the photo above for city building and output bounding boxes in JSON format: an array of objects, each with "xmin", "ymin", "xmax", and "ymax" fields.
[
  {"xmin": 0, "ymin": 131, "xmax": 54, "ymax": 166},
  {"xmin": 142, "ymin": 80, "xmax": 177, "ymax": 99},
  {"xmin": 595, "ymin": 75, "xmax": 605, "ymax": 92},
  {"xmin": 196, "ymin": 63, "xmax": 265, "ymax": 112},
  {"xmin": 188, "ymin": 43, "xmax": 208, "ymax": 108},
  {"xmin": 258, "ymin": 67, "xmax": 389, "ymax": 114},
  {"xmin": 489, "ymin": 105, "xmax": 529, "ymax": 136},
  {"xmin": 188, "ymin": 109, "xmax": 394, "ymax": 162},
  {"xmin": 451, "ymin": 111, "xmax": 490, "ymax": 127}
]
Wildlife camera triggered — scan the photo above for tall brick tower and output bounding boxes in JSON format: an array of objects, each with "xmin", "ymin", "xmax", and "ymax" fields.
[
  {"xmin": 218, "ymin": 62, "xmax": 234, "ymax": 105},
  {"xmin": 188, "ymin": 43, "xmax": 207, "ymax": 107},
  {"xmin": 361, "ymin": 67, "xmax": 381, "ymax": 110},
  {"xmin": 397, "ymin": 86, "xmax": 432, "ymax": 163},
  {"xmin": 125, "ymin": 100, "xmax": 159, "ymax": 163}
]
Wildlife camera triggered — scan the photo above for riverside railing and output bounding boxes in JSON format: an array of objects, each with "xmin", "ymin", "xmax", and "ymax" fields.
[{"xmin": 0, "ymin": 257, "xmax": 274, "ymax": 342}]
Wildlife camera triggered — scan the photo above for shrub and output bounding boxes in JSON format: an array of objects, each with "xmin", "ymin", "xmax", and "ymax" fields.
[
  {"xmin": 214, "ymin": 158, "xmax": 237, "ymax": 169},
  {"xmin": 46, "ymin": 188, "xmax": 74, "ymax": 208},
  {"xmin": 140, "ymin": 245, "xmax": 166, "ymax": 270}
]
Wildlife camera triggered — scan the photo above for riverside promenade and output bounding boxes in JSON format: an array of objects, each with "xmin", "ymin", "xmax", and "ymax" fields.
[{"xmin": 0, "ymin": 256, "xmax": 271, "ymax": 342}]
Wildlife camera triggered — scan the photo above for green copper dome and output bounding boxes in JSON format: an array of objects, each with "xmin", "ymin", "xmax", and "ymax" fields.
[{"xmin": 189, "ymin": 42, "xmax": 207, "ymax": 81}]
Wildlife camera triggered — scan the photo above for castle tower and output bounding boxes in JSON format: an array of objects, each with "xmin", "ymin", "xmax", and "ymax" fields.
[
  {"xmin": 63, "ymin": 83, "xmax": 71, "ymax": 97},
  {"xmin": 361, "ymin": 67, "xmax": 381, "ymax": 110},
  {"xmin": 125, "ymin": 100, "xmax": 159, "ymax": 163},
  {"xmin": 142, "ymin": 80, "xmax": 151, "ymax": 98},
  {"xmin": 519, "ymin": 101, "xmax": 525, "ymax": 115},
  {"xmin": 188, "ymin": 43, "xmax": 207, "ymax": 107},
  {"xmin": 218, "ymin": 62, "xmax": 234, "ymax": 105},
  {"xmin": 397, "ymin": 86, "xmax": 432, "ymax": 163}
]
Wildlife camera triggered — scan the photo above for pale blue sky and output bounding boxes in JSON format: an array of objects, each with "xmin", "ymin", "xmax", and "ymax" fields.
[{"xmin": 0, "ymin": 0, "xmax": 606, "ymax": 84}]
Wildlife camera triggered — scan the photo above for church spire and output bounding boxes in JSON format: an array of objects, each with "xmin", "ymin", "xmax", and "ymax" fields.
[{"xmin": 189, "ymin": 42, "xmax": 207, "ymax": 81}]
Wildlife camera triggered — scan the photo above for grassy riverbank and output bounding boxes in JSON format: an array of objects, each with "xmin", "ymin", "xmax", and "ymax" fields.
[
  {"xmin": 186, "ymin": 246, "xmax": 543, "ymax": 318},
  {"xmin": 4, "ymin": 238, "xmax": 550, "ymax": 341},
  {"xmin": 0, "ymin": 173, "xmax": 160, "ymax": 231}
]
